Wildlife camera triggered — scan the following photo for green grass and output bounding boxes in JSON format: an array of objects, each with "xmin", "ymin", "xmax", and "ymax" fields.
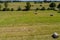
[
  {"xmin": 0, "ymin": 9, "xmax": 60, "ymax": 40},
  {"xmin": 0, "ymin": 10, "xmax": 60, "ymax": 25},
  {"xmin": 0, "ymin": 2, "xmax": 60, "ymax": 40}
]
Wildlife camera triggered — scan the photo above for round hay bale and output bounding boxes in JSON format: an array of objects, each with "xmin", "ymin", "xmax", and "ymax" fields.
[
  {"xmin": 40, "ymin": 5, "xmax": 42, "ymax": 6},
  {"xmin": 50, "ymin": 14, "xmax": 53, "ymax": 16},
  {"xmin": 35, "ymin": 12, "xmax": 37, "ymax": 14},
  {"xmin": 52, "ymin": 32, "xmax": 59, "ymax": 39},
  {"xmin": 34, "ymin": 12, "xmax": 37, "ymax": 15}
]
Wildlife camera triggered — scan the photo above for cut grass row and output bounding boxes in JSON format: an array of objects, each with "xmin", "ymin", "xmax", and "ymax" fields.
[
  {"xmin": 0, "ymin": 10, "xmax": 60, "ymax": 26},
  {"xmin": 0, "ymin": 24, "xmax": 60, "ymax": 40}
]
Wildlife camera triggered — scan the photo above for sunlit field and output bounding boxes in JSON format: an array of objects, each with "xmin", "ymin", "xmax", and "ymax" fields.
[
  {"xmin": 0, "ymin": 10, "xmax": 60, "ymax": 40},
  {"xmin": 0, "ymin": 2, "xmax": 60, "ymax": 40}
]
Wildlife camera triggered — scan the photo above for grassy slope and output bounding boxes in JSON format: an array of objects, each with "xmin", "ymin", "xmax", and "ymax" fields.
[{"xmin": 0, "ymin": 10, "xmax": 60, "ymax": 40}]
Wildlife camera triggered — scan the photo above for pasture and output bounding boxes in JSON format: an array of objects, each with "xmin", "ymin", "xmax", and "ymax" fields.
[
  {"xmin": 0, "ymin": 10, "xmax": 60, "ymax": 40},
  {"xmin": 0, "ymin": 2, "xmax": 60, "ymax": 40}
]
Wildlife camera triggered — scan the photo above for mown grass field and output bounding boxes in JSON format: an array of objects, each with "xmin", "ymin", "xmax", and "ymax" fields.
[
  {"xmin": 0, "ymin": 10, "xmax": 60, "ymax": 40},
  {"xmin": 0, "ymin": 2, "xmax": 60, "ymax": 40}
]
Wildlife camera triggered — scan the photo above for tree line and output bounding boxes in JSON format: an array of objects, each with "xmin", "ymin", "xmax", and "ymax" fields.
[{"xmin": 0, "ymin": 2, "xmax": 60, "ymax": 12}]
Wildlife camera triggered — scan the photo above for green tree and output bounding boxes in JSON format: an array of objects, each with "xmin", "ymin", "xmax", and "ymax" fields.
[
  {"xmin": 57, "ymin": 3, "xmax": 60, "ymax": 13},
  {"xmin": 57, "ymin": 3, "xmax": 60, "ymax": 10},
  {"xmin": 34, "ymin": 2, "xmax": 37, "ymax": 4},
  {"xmin": 49, "ymin": 2, "xmax": 56, "ymax": 10},
  {"xmin": 17, "ymin": 6, "xmax": 21, "ymax": 11},
  {"xmin": 4, "ymin": 2, "xmax": 8, "ymax": 8},
  {"xmin": 44, "ymin": 0, "xmax": 47, "ymax": 2},
  {"xmin": 0, "ymin": 4, "xmax": 1, "ymax": 11},
  {"xmin": 11, "ymin": 8, "xmax": 14, "ymax": 11},
  {"xmin": 3, "ymin": 2, "xmax": 10, "ymax": 11},
  {"xmin": 40, "ymin": 7, "xmax": 46, "ymax": 10},
  {"xmin": 25, "ymin": 2, "xmax": 31, "ymax": 11}
]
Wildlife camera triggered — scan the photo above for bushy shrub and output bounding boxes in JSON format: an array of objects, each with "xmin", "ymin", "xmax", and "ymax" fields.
[
  {"xmin": 17, "ymin": 6, "xmax": 21, "ymax": 11},
  {"xmin": 36, "ymin": 8, "xmax": 39, "ymax": 11},
  {"xmin": 40, "ymin": 5, "xmax": 42, "ymax": 6},
  {"xmin": 49, "ymin": 2, "xmax": 56, "ymax": 8},
  {"xmin": 2, "ymin": 8, "xmax": 10, "ymax": 11},
  {"xmin": 47, "ymin": 7, "xmax": 55, "ymax": 10},
  {"xmin": 49, "ymin": 2, "xmax": 56, "ymax": 10},
  {"xmin": 34, "ymin": 2, "xmax": 37, "ymax": 4},
  {"xmin": 25, "ymin": 2, "xmax": 31, "ymax": 11},
  {"xmin": 0, "ymin": 1, "xmax": 3, "ymax": 3},
  {"xmin": 2, "ymin": 2, "xmax": 9, "ymax": 11},
  {"xmin": 57, "ymin": 3, "xmax": 60, "ymax": 10},
  {"xmin": 11, "ymin": 8, "xmax": 14, "ymax": 11},
  {"xmin": 4, "ymin": 2, "xmax": 8, "ymax": 8},
  {"xmin": 0, "ymin": 4, "xmax": 2, "ymax": 11},
  {"xmin": 47, "ymin": 7, "xmax": 50, "ymax": 10},
  {"xmin": 2, "ymin": 8, "xmax": 6, "ymax": 11},
  {"xmin": 39, "ymin": 2, "xmax": 43, "ymax": 4},
  {"xmin": 40, "ymin": 7, "xmax": 46, "ymax": 10},
  {"xmin": 44, "ymin": 0, "xmax": 47, "ymax": 2}
]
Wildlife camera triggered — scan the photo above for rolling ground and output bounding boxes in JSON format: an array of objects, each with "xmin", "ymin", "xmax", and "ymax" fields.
[
  {"xmin": 0, "ymin": 10, "xmax": 60, "ymax": 40},
  {"xmin": 0, "ymin": 2, "xmax": 60, "ymax": 40}
]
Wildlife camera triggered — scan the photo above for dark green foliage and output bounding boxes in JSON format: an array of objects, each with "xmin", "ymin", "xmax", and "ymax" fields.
[
  {"xmin": 0, "ymin": 4, "xmax": 1, "ymax": 11},
  {"xmin": 2, "ymin": 8, "xmax": 6, "ymax": 11},
  {"xmin": 2, "ymin": 8, "xmax": 10, "ymax": 11},
  {"xmin": 44, "ymin": 0, "xmax": 47, "ymax": 2},
  {"xmin": 57, "ymin": 3, "xmax": 60, "ymax": 10},
  {"xmin": 11, "ymin": 8, "xmax": 14, "ymax": 11},
  {"xmin": 36, "ymin": 8, "xmax": 39, "ymax": 11},
  {"xmin": 3, "ymin": 2, "xmax": 9, "ymax": 11},
  {"xmin": 40, "ymin": 5, "xmax": 42, "ymax": 6},
  {"xmin": 4, "ymin": 2, "xmax": 8, "ymax": 8},
  {"xmin": 40, "ymin": 7, "xmax": 46, "ymax": 10},
  {"xmin": 49, "ymin": 2, "xmax": 56, "ymax": 8},
  {"xmin": 39, "ymin": 2, "xmax": 43, "ymax": 4},
  {"xmin": 57, "ymin": 3, "xmax": 60, "ymax": 8},
  {"xmin": 47, "ymin": 7, "xmax": 55, "ymax": 10},
  {"xmin": 34, "ymin": 2, "xmax": 43, "ymax": 4},
  {"xmin": 0, "ymin": 1, "xmax": 3, "ymax": 3},
  {"xmin": 17, "ymin": 6, "xmax": 21, "ymax": 11},
  {"xmin": 34, "ymin": 2, "xmax": 37, "ymax": 4},
  {"xmin": 49, "ymin": 2, "xmax": 56, "ymax": 10},
  {"xmin": 47, "ymin": 7, "xmax": 50, "ymax": 10},
  {"xmin": 25, "ymin": 2, "xmax": 31, "ymax": 11}
]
